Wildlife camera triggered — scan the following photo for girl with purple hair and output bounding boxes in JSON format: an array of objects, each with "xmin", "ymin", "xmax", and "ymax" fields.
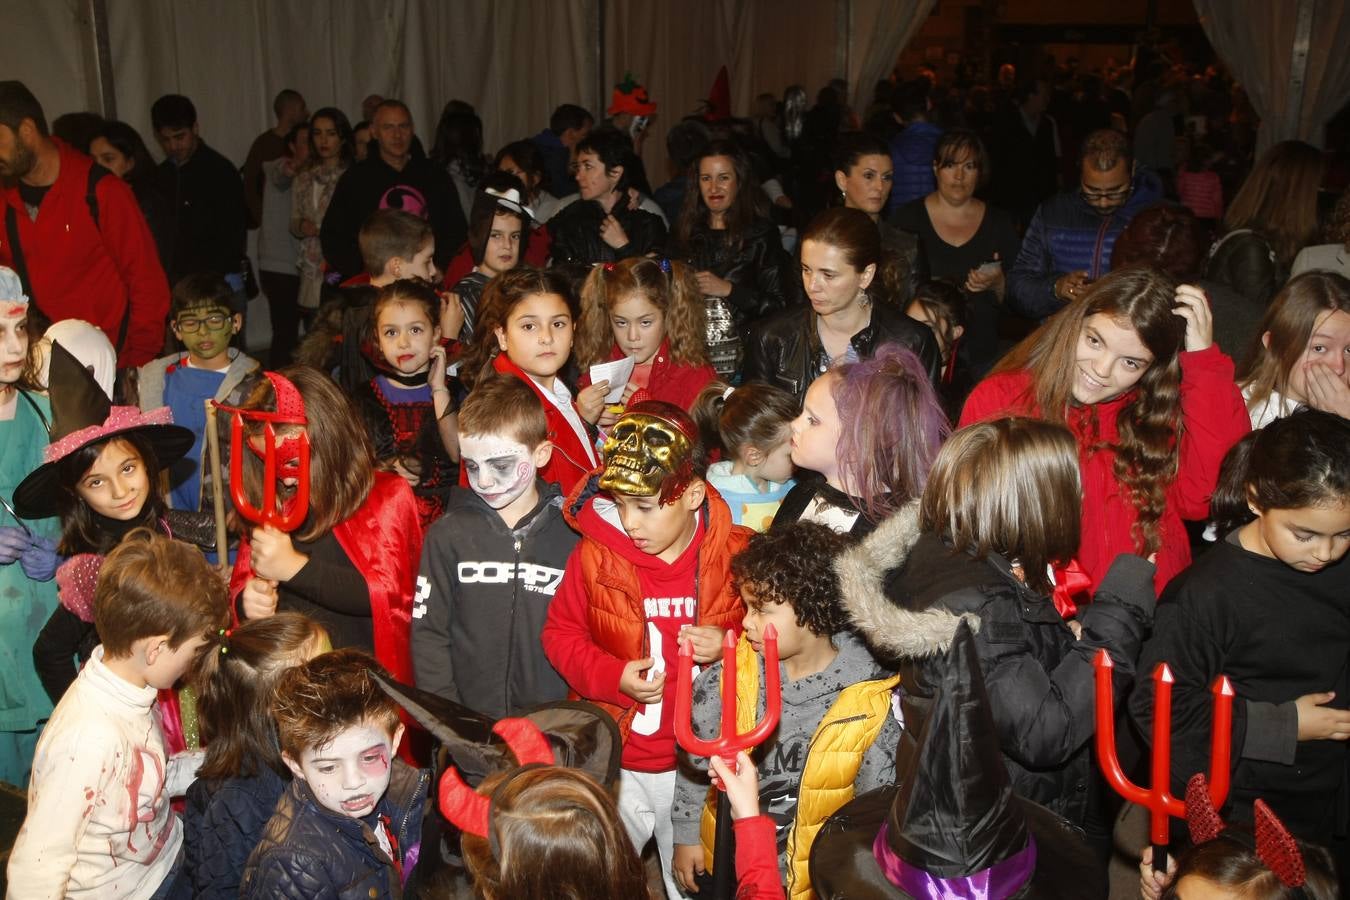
[{"xmin": 772, "ymin": 342, "xmax": 949, "ymax": 539}]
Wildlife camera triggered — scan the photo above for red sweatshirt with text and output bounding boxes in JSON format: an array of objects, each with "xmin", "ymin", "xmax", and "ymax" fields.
[{"xmin": 543, "ymin": 474, "xmax": 750, "ymax": 771}]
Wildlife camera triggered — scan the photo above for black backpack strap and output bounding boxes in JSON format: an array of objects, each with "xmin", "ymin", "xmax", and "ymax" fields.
[
  {"xmin": 4, "ymin": 203, "xmax": 33, "ymax": 300},
  {"xmin": 85, "ymin": 163, "xmax": 108, "ymax": 230},
  {"xmin": 82, "ymin": 164, "xmax": 132, "ymax": 349}
]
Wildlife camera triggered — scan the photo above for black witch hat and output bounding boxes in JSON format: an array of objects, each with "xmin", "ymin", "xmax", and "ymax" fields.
[
  {"xmin": 809, "ymin": 621, "xmax": 1104, "ymax": 899},
  {"xmin": 14, "ymin": 341, "xmax": 194, "ymax": 519},
  {"xmin": 373, "ymin": 675, "xmax": 623, "ymax": 898}
]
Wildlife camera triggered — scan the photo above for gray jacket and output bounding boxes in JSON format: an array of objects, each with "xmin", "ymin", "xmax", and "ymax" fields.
[{"xmin": 671, "ymin": 631, "xmax": 900, "ymax": 869}]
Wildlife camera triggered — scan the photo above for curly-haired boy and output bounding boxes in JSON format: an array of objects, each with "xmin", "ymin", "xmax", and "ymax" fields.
[{"xmin": 671, "ymin": 521, "xmax": 901, "ymax": 899}]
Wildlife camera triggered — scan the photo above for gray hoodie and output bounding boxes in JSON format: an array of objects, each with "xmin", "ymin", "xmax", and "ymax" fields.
[{"xmin": 670, "ymin": 631, "xmax": 899, "ymax": 870}]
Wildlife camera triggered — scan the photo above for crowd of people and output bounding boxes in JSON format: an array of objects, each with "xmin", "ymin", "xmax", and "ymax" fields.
[{"xmin": 0, "ymin": 46, "xmax": 1348, "ymax": 898}]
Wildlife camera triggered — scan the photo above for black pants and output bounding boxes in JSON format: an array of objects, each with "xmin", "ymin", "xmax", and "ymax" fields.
[{"xmin": 259, "ymin": 269, "xmax": 301, "ymax": 368}]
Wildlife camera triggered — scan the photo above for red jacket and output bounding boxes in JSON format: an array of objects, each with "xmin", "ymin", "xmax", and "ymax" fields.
[
  {"xmin": 0, "ymin": 139, "xmax": 169, "ymax": 368},
  {"xmin": 958, "ymin": 344, "xmax": 1249, "ymax": 593},
  {"xmin": 541, "ymin": 473, "xmax": 750, "ymax": 741},
  {"xmin": 578, "ymin": 339, "xmax": 717, "ymax": 412},
  {"xmin": 462, "ymin": 353, "xmax": 598, "ymax": 493},
  {"xmin": 230, "ymin": 471, "xmax": 423, "ymax": 684}
]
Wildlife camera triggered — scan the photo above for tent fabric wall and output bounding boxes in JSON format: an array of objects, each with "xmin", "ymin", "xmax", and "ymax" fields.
[
  {"xmin": 1194, "ymin": 0, "xmax": 1350, "ymax": 152},
  {"xmin": 7, "ymin": 0, "xmax": 933, "ymax": 178},
  {"xmin": 103, "ymin": 0, "xmax": 599, "ymax": 168},
  {"xmin": 1, "ymin": 0, "xmax": 101, "ymax": 133}
]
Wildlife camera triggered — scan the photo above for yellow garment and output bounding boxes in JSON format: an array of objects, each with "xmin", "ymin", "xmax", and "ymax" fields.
[{"xmin": 698, "ymin": 636, "xmax": 899, "ymax": 899}]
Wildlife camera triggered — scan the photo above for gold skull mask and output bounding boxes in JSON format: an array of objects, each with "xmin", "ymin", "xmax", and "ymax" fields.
[{"xmin": 599, "ymin": 412, "xmax": 695, "ymax": 502}]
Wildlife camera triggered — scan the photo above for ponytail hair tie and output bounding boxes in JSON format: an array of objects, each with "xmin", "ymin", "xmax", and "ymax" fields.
[
  {"xmin": 721, "ymin": 385, "xmax": 735, "ymax": 401},
  {"xmin": 602, "ymin": 262, "xmax": 616, "ymax": 272},
  {"xmin": 659, "ymin": 258, "xmax": 672, "ymax": 275},
  {"xmin": 218, "ymin": 627, "xmax": 232, "ymax": 655}
]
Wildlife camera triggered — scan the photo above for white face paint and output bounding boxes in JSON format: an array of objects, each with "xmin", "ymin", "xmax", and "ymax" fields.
[
  {"xmin": 460, "ymin": 434, "xmax": 537, "ymax": 510},
  {"xmin": 287, "ymin": 721, "xmax": 401, "ymax": 819}
]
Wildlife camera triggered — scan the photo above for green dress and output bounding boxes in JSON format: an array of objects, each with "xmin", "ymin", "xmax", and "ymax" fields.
[{"xmin": 0, "ymin": 390, "xmax": 59, "ymax": 786}]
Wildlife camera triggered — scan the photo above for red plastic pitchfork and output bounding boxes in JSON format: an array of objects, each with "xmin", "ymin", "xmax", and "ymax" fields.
[
  {"xmin": 675, "ymin": 626, "xmax": 782, "ymax": 900},
  {"xmin": 1094, "ymin": 649, "xmax": 1234, "ymax": 872}
]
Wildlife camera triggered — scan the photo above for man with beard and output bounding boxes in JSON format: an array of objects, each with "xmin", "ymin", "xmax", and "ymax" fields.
[
  {"xmin": 0, "ymin": 81, "xmax": 169, "ymax": 368},
  {"xmin": 1007, "ymin": 128, "xmax": 1162, "ymax": 321}
]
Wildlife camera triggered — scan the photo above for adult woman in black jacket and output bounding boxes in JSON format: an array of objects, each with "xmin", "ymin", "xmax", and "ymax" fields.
[
  {"xmin": 668, "ymin": 139, "xmax": 793, "ymax": 376},
  {"xmin": 548, "ymin": 129, "xmax": 666, "ymax": 272},
  {"xmin": 741, "ymin": 207, "xmax": 940, "ymax": 399}
]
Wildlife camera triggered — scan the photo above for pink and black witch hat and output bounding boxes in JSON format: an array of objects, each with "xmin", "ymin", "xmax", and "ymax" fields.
[{"xmin": 14, "ymin": 341, "xmax": 194, "ymax": 519}]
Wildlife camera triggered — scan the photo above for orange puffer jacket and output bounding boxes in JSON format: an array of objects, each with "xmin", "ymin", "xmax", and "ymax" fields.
[{"xmin": 542, "ymin": 471, "xmax": 751, "ymax": 739}]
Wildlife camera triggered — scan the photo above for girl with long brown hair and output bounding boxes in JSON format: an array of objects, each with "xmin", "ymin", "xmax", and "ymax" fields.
[
  {"xmin": 226, "ymin": 366, "xmax": 422, "ymax": 685},
  {"xmin": 1238, "ymin": 270, "xmax": 1350, "ymax": 427},
  {"xmin": 960, "ymin": 267, "xmax": 1250, "ymax": 593},
  {"xmin": 184, "ymin": 613, "xmax": 328, "ymax": 900},
  {"xmin": 574, "ymin": 257, "xmax": 715, "ymax": 420}
]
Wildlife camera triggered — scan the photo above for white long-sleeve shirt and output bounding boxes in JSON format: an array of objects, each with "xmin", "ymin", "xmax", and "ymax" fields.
[{"xmin": 6, "ymin": 647, "xmax": 184, "ymax": 899}]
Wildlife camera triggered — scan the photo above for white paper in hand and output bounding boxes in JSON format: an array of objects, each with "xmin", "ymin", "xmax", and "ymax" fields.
[{"xmin": 589, "ymin": 355, "xmax": 636, "ymax": 403}]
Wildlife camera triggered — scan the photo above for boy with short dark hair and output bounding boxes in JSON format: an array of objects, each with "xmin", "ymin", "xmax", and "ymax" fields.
[
  {"xmin": 137, "ymin": 272, "xmax": 262, "ymax": 512},
  {"xmin": 240, "ymin": 649, "xmax": 429, "ymax": 900},
  {"xmin": 7, "ymin": 531, "xmax": 229, "ymax": 899},
  {"xmin": 542, "ymin": 400, "xmax": 751, "ymax": 899},
  {"xmin": 670, "ymin": 520, "xmax": 901, "ymax": 898},
  {"xmin": 411, "ymin": 375, "xmax": 577, "ymax": 718},
  {"xmin": 359, "ymin": 209, "xmax": 437, "ymax": 287}
]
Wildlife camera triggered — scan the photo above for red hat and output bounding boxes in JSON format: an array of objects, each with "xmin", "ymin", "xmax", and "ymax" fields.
[
  {"xmin": 705, "ymin": 66, "xmax": 731, "ymax": 121},
  {"xmin": 607, "ymin": 73, "xmax": 657, "ymax": 116}
]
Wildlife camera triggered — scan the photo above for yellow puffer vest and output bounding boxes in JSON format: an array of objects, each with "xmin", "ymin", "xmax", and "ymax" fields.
[{"xmin": 698, "ymin": 636, "xmax": 899, "ymax": 899}]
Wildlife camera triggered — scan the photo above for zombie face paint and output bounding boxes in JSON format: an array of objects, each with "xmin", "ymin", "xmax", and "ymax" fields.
[
  {"xmin": 0, "ymin": 303, "xmax": 28, "ymax": 386},
  {"xmin": 287, "ymin": 721, "xmax": 402, "ymax": 819},
  {"xmin": 460, "ymin": 434, "xmax": 538, "ymax": 510}
]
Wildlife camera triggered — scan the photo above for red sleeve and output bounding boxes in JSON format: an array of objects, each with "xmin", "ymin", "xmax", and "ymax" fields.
[
  {"xmin": 96, "ymin": 175, "xmax": 170, "ymax": 368},
  {"xmin": 733, "ymin": 816, "xmax": 786, "ymax": 900},
  {"xmin": 957, "ymin": 372, "xmax": 1027, "ymax": 428},
  {"xmin": 540, "ymin": 548, "xmax": 632, "ymax": 708},
  {"xmin": 1172, "ymin": 345, "xmax": 1250, "ymax": 519}
]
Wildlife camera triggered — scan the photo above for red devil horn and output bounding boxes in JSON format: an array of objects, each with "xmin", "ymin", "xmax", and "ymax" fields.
[
  {"xmin": 435, "ymin": 717, "xmax": 555, "ymax": 838},
  {"xmin": 1184, "ymin": 773, "xmax": 1225, "ymax": 845},
  {"xmin": 494, "ymin": 717, "xmax": 555, "ymax": 766},
  {"xmin": 437, "ymin": 767, "xmax": 491, "ymax": 837},
  {"xmin": 1254, "ymin": 800, "xmax": 1306, "ymax": 888}
]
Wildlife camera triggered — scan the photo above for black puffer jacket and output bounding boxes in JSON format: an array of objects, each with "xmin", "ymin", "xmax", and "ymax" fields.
[
  {"xmin": 836, "ymin": 504, "xmax": 1155, "ymax": 827},
  {"xmin": 741, "ymin": 300, "xmax": 941, "ymax": 400},
  {"xmin": 548, "ymin": 197, "xmax": 667, "ymax": 268},
  {"xmin": 240, "ymin": 760, "xmax": 430, "ymax": 900},
  {"xmin": 669, "ymin": 216, "xmax": 794, "ymax": 322}
]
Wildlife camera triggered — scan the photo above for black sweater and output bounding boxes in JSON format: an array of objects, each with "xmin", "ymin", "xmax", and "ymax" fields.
[
  {"xmin": 1130, "ymin": 531, "xmax": 1350, "ymax": 838},
  {"xmin": 156, "ymin": 141, "xmax": 247, "ymax": 284}
]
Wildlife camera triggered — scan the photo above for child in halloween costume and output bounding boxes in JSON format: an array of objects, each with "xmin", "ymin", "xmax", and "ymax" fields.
[
  {"xmin": 445, "ymin": 174, "xmax": 532, "ymax": 343},
  {"xmin": 223, "ymin": 366, "xmax": 421, "ymax": 687},
  {"xmin": 354, "ymin": 278, "xmax": 458, "ymax": 527},
  {"xmin": 541, "ymin": 401, "xmax": 751, "ymax": 900},
  {"xmin": 0, "ymin": 269, "xmax": 61, "ymax": 787},
  {"xmin": 21, "ymin": 343, "xmax": 210, "ymax": 757}
]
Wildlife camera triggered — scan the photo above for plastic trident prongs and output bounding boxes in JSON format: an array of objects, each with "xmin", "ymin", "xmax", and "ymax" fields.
[
  {"xmin": 1094, "ymin": 649, "xmax": 1234, "ymax": 872},
  {"xmin": 227, "ymin": 415, "xmax": 311, "ymax": 532},
  {"xmin": 675, "ymin": 626, "xmax": 782, "ymax": 773}
]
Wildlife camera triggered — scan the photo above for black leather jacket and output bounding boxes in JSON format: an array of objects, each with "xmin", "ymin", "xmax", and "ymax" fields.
[
  {"xmin": 669, "ymin": 216, "xmax": 794, "ymax": 321},
  {"xmin": 548, "ymin": 197, "xmax": 667, "ymax": 268},
  {"xmin": 741, "ymin": 300, "xmax": 942, "ymax": 400}
]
